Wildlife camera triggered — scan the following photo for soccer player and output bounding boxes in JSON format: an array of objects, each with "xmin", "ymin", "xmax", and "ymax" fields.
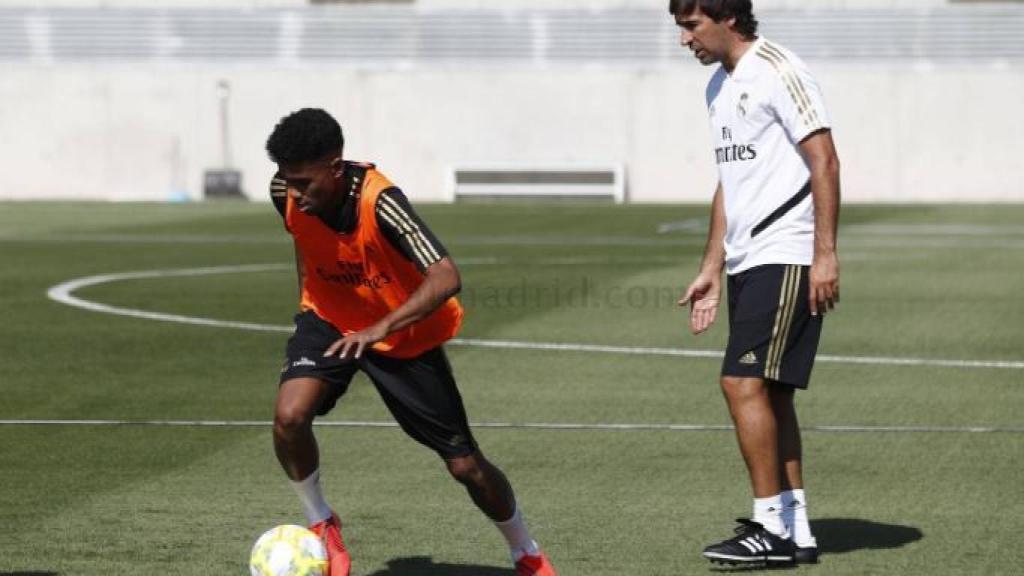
[
  {"xmin": 669, "ymin": 0, "xmax": 841, "ymax": 568},
  {"xmin": 264, "ymin": 108, "xmax": 557, "ymax": 576}
]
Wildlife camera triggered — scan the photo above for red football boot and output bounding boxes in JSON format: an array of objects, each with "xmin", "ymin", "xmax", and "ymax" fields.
[
  {"xmin": 515, "ymin": 552, "xmax": 557, "ymax": 576},
  {"xmin": 309, "ymin": 513, "xmax": 351, "ymax": 576}
]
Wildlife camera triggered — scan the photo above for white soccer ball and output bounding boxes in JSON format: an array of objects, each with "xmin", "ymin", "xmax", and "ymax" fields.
[{"xmin": 249, "ymin": 524, "xmax": 328, "ymax": 576}]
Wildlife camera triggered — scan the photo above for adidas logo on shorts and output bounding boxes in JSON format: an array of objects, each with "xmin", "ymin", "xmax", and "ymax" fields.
[{"xmin": 739, "ymin": 351, "xmax": 758, "ymax": 365}]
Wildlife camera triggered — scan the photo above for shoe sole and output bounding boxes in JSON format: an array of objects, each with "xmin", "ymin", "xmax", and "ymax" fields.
[{"xmin": 704, "ymin": 552, "xmax": 795, "ymax": 566}]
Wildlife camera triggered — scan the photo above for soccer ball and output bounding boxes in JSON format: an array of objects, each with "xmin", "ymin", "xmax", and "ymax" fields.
[{"xmin": 249, "ymin": 525, "xmax": 328, "ymax": 576}]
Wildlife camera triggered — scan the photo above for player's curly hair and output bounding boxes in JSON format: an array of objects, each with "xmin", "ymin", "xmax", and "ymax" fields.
[
  {"xmin": 266, "ymin": 108, "xmax": 344, "ymax": 165},
  {"xmin": 668, "ymin": 0, "xmax": 759, "ymax": 39}
]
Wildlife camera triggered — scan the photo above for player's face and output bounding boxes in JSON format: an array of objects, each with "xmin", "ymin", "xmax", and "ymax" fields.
[
  {"xmin": 675, "ymin": 8, "xmax": 732, "ymax": 65},
  {"xmin": 279, "ymin": 157, "xmax": 343, "ymax": 216}
]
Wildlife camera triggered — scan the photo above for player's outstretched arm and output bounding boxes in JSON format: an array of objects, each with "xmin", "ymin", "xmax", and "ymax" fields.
[
  {"xmin": 799, "ymin": 129, "xmax": 841, "ymax": 316},
  {"xmin": 324, "ymin": 257, "xmax": 462, "ymax": 359},
  {"xmin": 679, "ymin": 183, "xmax": 726, "ymax": 335}
]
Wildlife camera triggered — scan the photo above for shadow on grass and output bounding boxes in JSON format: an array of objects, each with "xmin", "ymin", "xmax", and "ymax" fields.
[
  {"xmin": 813, "ymin": 517, "xmax": 923, "ymax": 554},
  {"xmin": 0, "ymin": 572, "xmax": 60, "ymax": 575},
  {"xmin": 708, "ymin": 566, "xmax": 797, "ymax": 573},
  {"xmin": 363, "ymin": 556, "xmax": 515, "ymax": 576}
]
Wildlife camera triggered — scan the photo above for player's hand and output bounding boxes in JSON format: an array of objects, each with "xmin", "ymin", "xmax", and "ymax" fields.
[
  {"xmin": 809, "ymin": 251, "xmax": 840, "ymax": 316},
  {"xmin": 678, "ymin": 272, "xmax": 721, "ymax": 335},
  {"xmin": 323, "ymin": 322, "xmax": 390, "ymax": 360}
]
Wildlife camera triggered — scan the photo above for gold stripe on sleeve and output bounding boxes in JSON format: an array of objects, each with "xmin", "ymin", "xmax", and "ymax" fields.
[
  {"xmin": 761, "ymin": 42, "xmax": 821, "ymax": 128},
  {"xmin": 270, "ymin": 178, "xmax": 287, "ymax": 199},
  {"xmin": 378, "ymin": 194, "xmax": 443, "ymax": 262},
  {"xmin": 756, "ymin": 44, "xmax": 822, "ymax": 131},
  {"xmin": 376, "ymin": 203, "xmax": 431, "ymax": 268}
]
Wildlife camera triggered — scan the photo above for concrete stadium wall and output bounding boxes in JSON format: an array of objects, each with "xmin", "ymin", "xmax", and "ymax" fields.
[
  {"xmin": 0, "ymin": 0, "xmax": 304, "ymax": 6},
  {"xmin": 1, "ymin": 61, "xmax": 1021, "ymax": 203},
  {"xmin": 421, "ymin": 0, "xmax": 951, "ymax": 8},
  {"xmin": 0, "ymin": 1, "xmax": 952, "ymax": 8}
]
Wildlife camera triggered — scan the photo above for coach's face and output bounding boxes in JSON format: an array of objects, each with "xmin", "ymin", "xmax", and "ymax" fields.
[
  {"xmin": 279, "ymin": 156, "xmax": 344, "ymax": 216},
  {"xmin": 675, "ymin": 8, "xmax": 733, "ymax": 65}
]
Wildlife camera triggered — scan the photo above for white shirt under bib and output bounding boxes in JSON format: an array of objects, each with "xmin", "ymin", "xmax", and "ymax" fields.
[{"xmin": 706, "ymin": 37, "xmax": 831, "ymax": 275}]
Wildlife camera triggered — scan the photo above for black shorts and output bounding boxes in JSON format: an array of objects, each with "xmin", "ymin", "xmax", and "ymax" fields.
[
  {"xmin": 279, "ymin": 311, "xmax": 477, "ymax": 458},
  {"xmin": 722, "ymin": 264, "xmax": 822, "ymax": 389}
]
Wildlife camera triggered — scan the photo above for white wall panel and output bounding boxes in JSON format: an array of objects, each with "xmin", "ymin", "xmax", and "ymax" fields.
[{"xmin": 2, "ymin": 62, "xmax": 1021, "ymax": 203}]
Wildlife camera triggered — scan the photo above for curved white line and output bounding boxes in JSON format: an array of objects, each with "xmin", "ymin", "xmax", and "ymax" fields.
[
  {"xmin": 45, "ymin": 265, "xmax": 1024, "ymax": 370},
  {"xmin": 46, "ymin": 264, "xmax": 294, "ymax": 333}
]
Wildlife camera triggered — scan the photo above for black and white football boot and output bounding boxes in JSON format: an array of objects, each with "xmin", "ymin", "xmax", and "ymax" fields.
[
  {"xmin": 702, "ymin": 519, "xmax": 796, "ymax": 567},
  {"xmin": 794, "ymin": 544, "xmax": 819, "ymax": 564}
]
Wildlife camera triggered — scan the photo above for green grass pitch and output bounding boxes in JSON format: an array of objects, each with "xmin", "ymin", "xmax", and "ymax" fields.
[{"xmin": 1, "ymin": 201, "xmax": 1023, "ymax": 575}]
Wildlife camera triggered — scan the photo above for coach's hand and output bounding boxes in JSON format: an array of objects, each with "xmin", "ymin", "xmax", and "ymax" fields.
[
  {"xmin": 809, "ymin": 251, "xmax": 840, "ymax": 316},
  {"xmin": 679, "ymin": 272, "xmax": 721, "ymax": 336},
  {"xmin": 324, "ymin": 322, "xmax": 390, "ymax": 360}
]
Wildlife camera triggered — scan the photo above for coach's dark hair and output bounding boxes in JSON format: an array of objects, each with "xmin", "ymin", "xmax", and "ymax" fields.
[
  {"xmin": 266, "ymin": 108, "xmax": 344, "ymax": 165},
  {"xmin": 668, "ymin": 0, "xmax": 758, "ymax": 38}
]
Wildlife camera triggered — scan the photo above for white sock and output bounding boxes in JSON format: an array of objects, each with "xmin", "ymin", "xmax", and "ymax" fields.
[
  {"xmin": 782, "ymin": 489, "xmax": 817, "ymax": 548},
  {"xmin": 290, "ymin": 469, "xmax": 334, "ymax": 525},
  {"xmin": 753, "ymin": 495, "xmax": 788, "ymax": 538},
  {"xmin": 494, "ymin": 506, "xmax": 540, "ymax": 561}
]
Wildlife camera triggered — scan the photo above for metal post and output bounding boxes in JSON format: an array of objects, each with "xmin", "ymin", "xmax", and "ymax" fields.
[
  {"xmin": 203, "ymin": 79, "xmax": 244, "ymax": 199},
  {"xmin": 217, "ymin": 79, "xmax": 232, "ymax": 169}
]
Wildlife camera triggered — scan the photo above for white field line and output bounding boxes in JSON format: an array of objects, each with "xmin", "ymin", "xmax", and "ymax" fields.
[
  {"xmin": 46, "ymin": 264, "xmax": 295, "ymax": 333},
  {"xmin": 1, "ymin": 419, "xmax": 1021, "ymax": 434},
  {"xmin": 8, "ymin": 229, "xmax": 1024, "ymax": 248},
  {"xmin": 45, "ymin": 265, "xmax": 1024, "ymax": 371},
  {"xmin": 449, "ymin": 338, "xmax": 1024, "ymax": 370}
]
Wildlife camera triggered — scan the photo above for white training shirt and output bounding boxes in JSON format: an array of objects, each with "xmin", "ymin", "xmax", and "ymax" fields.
[{"xmin": 705, "ymin": 36, "xmax": 831, "ymax": 275}]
